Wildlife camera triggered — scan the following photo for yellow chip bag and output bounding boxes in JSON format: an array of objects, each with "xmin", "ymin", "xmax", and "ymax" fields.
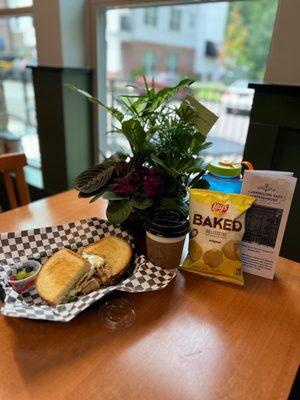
[{"xmin": 183, "ymin": 189, "xmax": 255, "ymax": 286}]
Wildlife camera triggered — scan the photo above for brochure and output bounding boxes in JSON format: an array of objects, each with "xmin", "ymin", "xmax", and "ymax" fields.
[{"xmin": 241, "ymin": 170, "xmax": 297, "ymax": 279}]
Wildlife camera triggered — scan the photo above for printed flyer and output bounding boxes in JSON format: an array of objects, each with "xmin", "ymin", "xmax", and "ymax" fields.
[{"xmin": 241, "ymin": 170, "xmax": 297, "ymax": 279}]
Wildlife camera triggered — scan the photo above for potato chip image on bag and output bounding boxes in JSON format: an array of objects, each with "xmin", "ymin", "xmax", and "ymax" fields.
[{"xmin": 182, "ymin": 189, "xmax": 255, "ymax": 286}]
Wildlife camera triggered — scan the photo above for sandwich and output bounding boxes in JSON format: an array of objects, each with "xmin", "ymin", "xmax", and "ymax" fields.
[{"xmin": 36, "ymin": 237, "xmax": 132, "ymax": 306}]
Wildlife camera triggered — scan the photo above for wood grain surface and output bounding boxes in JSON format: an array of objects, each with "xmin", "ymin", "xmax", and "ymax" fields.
[{"xmin": 0, "ymin": 190, "xmax": 299, "ymax": 400}]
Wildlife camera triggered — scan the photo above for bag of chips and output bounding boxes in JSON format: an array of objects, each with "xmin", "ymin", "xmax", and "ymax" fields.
[{"xmin": 182, "ymin": 189, "xmax": 255, "ymax": 286}]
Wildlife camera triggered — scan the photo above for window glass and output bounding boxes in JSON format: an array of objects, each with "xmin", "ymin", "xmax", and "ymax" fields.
[
  {"xmin": 0, "ymin": 15, "xmax": 39, "ymax": 167},
  {"xmin": 167, "ymin": 52, "xmax": 178, "ymax": 74},
  {"xmin": 105, "ymin": 1, "xmax": 279, "ymax": 161},
  {"xmin": 0, "ymin": 0, "xmax": 32, "ymax": 7},
  {"xmin": 143, "ymin": 51, "xmax": 156, "ymax": 75},
  {"xmin": 190, "ymin": 13, "xmax": 196, "ymax": 28},
  {"xmin": 144, "ymin": 7, "xmax": 157, "ymax": 26},
  {"xmin": 169, "ymin": 7, "xmax": 181, "ymax": 31},
  {"xmin": 120, "ymin": 14, "xmax": 131, "ymax": 31}
]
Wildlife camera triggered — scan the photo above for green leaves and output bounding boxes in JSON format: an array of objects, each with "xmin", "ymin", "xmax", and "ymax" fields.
[
  {"xmin": 155, "ymin": 78, "xmax": 194, "ymax": 103},
  {"xmin": 157, "ymin": 197, "xmax": 179, "ymax": 210},
  {"xmin": 66, "ymin": 84, "xmax": 124, "ymax": 122},
  {"xmin": 104, "ymin": 194, "xmax": 153, "ymax": 223},
  {"xmin": 141, "ymin": 78, "xmax": 195, "ymax": 117},
  {"xmin": 130, "ymin": 197, "xmax": 153, "ymax": 210},
  {"xmin": 121, "ymin": 119, "xmax": 147, "ymax": 153},
  {"xmin": 129, "ymin": 149, "xmax": 152, "ymax": 170},
  {"xmin": 151, "ymin": 154, "xmax": 176, "ymax": 177},
  {"xmin": 156, "ymin": 195, "xmax": 189, "ymax": 217},
  {"xmin": 75, "ymin": 164, "xmax": 115, "ymax": 194},
  {"xmin": 191, "ymin": 178, "xmax": 210, "ymax": 189},
  {"xmin": 102, "ymin": 191, "xmax": 128, "ymax": 201},
  {"xmin": 106, "ymin": 200, "xmax": 132, "ymax": 225},
  {"xmin": 69, "ymin": 76, "xmax": 217, "ymax": 227}
]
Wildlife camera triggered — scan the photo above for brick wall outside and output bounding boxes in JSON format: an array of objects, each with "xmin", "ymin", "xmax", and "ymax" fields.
[{"xmin": 121, "ymin": 41, "xmax": 195, "ymax": 79}]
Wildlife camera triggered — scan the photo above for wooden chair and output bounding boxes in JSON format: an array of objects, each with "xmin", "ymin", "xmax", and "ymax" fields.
[{"xmin": 0, "ymin": 153, "xmax": 30, "ymax": 209}]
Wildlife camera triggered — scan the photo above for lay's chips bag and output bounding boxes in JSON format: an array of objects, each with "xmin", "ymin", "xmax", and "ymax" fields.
[{"xmin": 183, "ymin": 189, "xmax": 255, "ymax": 286}]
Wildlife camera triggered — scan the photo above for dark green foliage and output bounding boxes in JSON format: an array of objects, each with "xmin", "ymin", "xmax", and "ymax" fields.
[
  {"xmin": 75, "ymin": 164, "xmax": 115, "ymax": 194},
  {"xmin": 69, "ymin": 77, "xmax": 217, "ymax": 225}
]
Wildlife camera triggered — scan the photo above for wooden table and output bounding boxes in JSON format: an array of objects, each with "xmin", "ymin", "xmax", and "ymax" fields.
[{"xmin": 0, "ymin": 190, "xmax": 299, "ymax": 400}]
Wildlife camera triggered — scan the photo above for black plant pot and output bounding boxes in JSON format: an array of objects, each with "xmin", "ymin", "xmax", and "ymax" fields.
[{"xmin": 121, "ymin": 211, "xmax": 147, "ymax": 255}]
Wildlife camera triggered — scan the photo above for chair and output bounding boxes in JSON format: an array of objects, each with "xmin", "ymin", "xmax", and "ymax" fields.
[{"xmin": 0, "ymin": 153, "xmax": 30, "ymax": 209}]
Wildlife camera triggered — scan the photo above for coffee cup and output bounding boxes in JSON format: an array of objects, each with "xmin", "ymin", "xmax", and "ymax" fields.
[{"xmin": 145, "ymin": 210, "xmax": 189, "ymax": 270}]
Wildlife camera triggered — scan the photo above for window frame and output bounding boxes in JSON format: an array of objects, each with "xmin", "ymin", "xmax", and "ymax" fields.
[{"xmin": 0, "ymin": 5, "xmax": 33, "ymax": 17}]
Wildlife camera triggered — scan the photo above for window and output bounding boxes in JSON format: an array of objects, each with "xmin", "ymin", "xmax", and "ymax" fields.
[
  {"xmin": 144, "ymin": 7, "xmax": 157, "ymax": 26},
  {"xmin": 102, "ymin": 1, "xmax": 279, "ymax": 161},
  {"xmin": 205, "ymin": 41, "xmax": 218, "ymax": 58},
  {"xmin": 142, "ymin": 51, "xmax": 156, "ymax": 75},
  {"xmin": 169, "ymin": 7, "xmax": 181, "ymax": 31},
  {"xmin": 0, "ymin": 0, "xmax": 40, "ymax": 172},
  {"xmin": 0, "ymin": 13, "xmax": 39, "ymax": 168},
  {"xmin": 190, "ymin": 13, "xmax": 196, "ymax": 29},
  {"xmin": 3, "ymin": 0, "xmax": 32, "ymax": 7},
  {"xmin": 167, "ymin": 52, "xmax": 178, "ymax": 74},
  {"xmin": 120, "ymin": 14, "xmax": 131, "ymax": 31}
]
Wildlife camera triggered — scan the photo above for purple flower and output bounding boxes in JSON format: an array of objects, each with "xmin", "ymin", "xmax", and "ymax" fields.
[
  {"xmin": 113, "ymin": 167, "xmax": 165, "ymax": 198},
  {"xmin": 113, "ymin": 178, "xmax": 135, "ymax": 196},
  {"xmin": 142, "ymin": 173, "xmax": 164, "ymax": 197},
  {"xmin": 130, "ymin": 166, "xmax": 147, "ymax": 182}
]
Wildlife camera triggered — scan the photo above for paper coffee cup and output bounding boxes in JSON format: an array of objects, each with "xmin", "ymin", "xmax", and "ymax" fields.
[{"xmin": 145, "ymin": 210, "xmax": 189, "ymax": 270}]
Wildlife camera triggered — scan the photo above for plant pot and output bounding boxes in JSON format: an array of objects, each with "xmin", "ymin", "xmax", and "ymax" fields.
[{"xmin": 121, "ymin": 211, "xmax": 147, "ymax": 255}]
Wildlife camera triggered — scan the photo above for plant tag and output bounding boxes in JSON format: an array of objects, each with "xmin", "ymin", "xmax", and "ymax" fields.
[{"xmin": 181, "ymin": 95, "xmax": 218, "ymax": 136}]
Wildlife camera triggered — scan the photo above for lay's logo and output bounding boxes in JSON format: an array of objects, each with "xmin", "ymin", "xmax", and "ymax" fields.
[{"xmin": 211, "ymin": 202, "xmax": 229, "ymax": 214}]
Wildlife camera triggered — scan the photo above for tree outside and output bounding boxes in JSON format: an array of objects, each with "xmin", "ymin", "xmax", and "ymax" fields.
[{"xmin": 222, "ymin": 0, "xmax": 279, "ymax": 83}]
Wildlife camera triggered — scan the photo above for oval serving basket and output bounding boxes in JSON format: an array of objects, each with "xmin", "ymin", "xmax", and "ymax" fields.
[{"xmin": 0, "ymin": 218, "xmax": 176, "ymax": 322}]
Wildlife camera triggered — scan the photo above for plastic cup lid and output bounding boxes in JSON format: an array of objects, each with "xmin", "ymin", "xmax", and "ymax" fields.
[
  {"xmin": 145, "ymin": 210, "xmax": 189, "ymax": 238},
  {"xmin": 208, "ymin": 160, "xmax": 242, "ymax": 177},
  {"xmin": 100, "ymin": 299, "xmax": 136, "ymax": 329}
]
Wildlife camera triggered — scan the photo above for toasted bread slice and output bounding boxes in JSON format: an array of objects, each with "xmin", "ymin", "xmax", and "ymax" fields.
[
  {"xmin": 35, "ymin": 248, "xmax": 89, "ymax": 306},
  {"xmin": 82, "ymin": 237, "xmax": 132, "ymax": 284}
]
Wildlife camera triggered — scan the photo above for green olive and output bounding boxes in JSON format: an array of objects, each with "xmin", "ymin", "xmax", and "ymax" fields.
[
  {"xmin": 16, "ymin": 271, "xmax": 27, "ymax": 280},
  {"xmin": 16, "ymin": 270, "xmax": 35, "ymax": 280}
]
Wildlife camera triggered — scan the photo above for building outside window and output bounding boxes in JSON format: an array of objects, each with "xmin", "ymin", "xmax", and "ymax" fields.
[
  {"xmin": 120, "ymin": 14, "xmax": 131, "ymax": 31},
  {"xmin": 144, "ymin": 7, "xmax": 157, "ymax": 26},
  {"xmin": 190, "ymin": 13, "xmax": 196, "ymax": 29},
  {"xmin": 95, "ymin": 1, "xmax": 279, "ymax": 163},
  {"xmin": 169, "ymin": 7, "xmax": 181, "ymax": 31},
  {"xmin": 167, "ymin": 52, "xmax": 178, "ymax": 74},
  {"xmin": 142, "ymin": 51, "xmax": 156, "ymax": 75}
]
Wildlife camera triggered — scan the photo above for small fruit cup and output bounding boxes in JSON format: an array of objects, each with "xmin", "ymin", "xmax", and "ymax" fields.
[{"xmin": 6, "ymin": 260, "xmax": 41, "ymax": 294}]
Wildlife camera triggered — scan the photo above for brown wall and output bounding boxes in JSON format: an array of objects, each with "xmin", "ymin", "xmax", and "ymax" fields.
[
  {"xmin": 121, "ymin": 41, "xmax": 195, "ymax": 78},
  {"xmin": 265, "ymin": 0, "xmax": 300, "ymax": 85}
]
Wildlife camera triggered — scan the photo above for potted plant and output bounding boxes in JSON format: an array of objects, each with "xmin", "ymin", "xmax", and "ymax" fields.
[{"xmin": 68, "ymin": 77, "xmax": 217, "ymax": 242}]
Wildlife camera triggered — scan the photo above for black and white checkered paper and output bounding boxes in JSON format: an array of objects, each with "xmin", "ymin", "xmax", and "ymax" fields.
[{"xmin": 0, "ymin": 218, "xmax": 176, "ymax": 322}]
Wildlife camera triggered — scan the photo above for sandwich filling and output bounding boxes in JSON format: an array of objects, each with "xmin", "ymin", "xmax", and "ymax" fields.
[{"xmin": 66, "ymin": 252, "xmax": 112, "ymax": 302}]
